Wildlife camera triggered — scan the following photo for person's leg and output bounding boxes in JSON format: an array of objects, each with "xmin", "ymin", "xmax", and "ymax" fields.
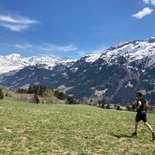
[
  {"xmin": 132, "ymin": 121, "xmax": 138, "ymax": 136},
  {"xmin": 132, "ymin": 113, "xmax": 140, "ymax": 136},
  {"xmin": 144, "ymin": 122, "xmax": 154, "ymax": 133},
  {"xmin": 144, "ymin": 122, "xmax": 155, "ymax": 141},
  {"xmin": 134, "ymin": 113, "xmax": 140, "ymax": 134},
  {"xmin": 135, "ymin": 121, "xmax": 139, "ymax": 133}
]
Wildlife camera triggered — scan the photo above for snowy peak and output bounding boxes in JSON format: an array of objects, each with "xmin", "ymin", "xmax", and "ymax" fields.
[
  {"xmin": 85, "ymin": 53, "xmax": 101, "ymax": 63},
  {"xmin": 80, "ymin": 37, "xmax": 155, "ymax": 69},
  {"xmin": 98, "ymin": 38, "xmax": 155, "ymax": 66},
  {"xmin": 104, "ymin": 39, "xmax": 155, "ymax": 57},
  {"xmin": 0, "ymin": 54, "xmax": 75, "ymax": 74},
  {"xmin": 147, "ymin": 37, "xmax": 155, "ymax": 43},
  {"xmin": 4, "ymin": 53, "xmax": 22, "ymax": 60}
]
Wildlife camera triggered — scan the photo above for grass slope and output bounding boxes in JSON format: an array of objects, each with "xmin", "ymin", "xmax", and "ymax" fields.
[{"xmin": 0, "ymin": 98, "xmax": 155, "ymax": 155}]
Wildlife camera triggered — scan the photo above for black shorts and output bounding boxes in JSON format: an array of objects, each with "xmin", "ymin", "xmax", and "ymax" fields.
[{"xmin": 135, "ymin": 112, "xmax": 147, "ymax": 122}]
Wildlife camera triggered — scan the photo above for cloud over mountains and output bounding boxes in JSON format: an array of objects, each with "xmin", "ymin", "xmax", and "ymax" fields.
[{"xmin": 0, "ymin": 14, "xmax": 39, "ymax": 32}]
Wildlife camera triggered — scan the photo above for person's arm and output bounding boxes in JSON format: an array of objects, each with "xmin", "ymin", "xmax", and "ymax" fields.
[{"xmin": 136, "ymin": 101, "xmax": 141, "ymax": 110}]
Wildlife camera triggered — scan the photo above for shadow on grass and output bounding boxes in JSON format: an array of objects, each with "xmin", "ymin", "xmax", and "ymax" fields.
[{"xmin": 110, "ymin": 133, "xmax": 132, "ymax": 138}]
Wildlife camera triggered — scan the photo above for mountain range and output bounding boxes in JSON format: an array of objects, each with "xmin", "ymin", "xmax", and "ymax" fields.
[
  {"xmin": 0, "ymin": 53, "xmax": 75, "ymax": 74},
  {"xmin": 1, "ymin": 37, "xmax": 155, "ymax": 105}
]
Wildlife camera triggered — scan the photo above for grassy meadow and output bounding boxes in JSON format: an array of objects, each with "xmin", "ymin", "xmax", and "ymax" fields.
[{"xmin": 0, "ymin": 98, "xmax": 155, "ymax": 155}]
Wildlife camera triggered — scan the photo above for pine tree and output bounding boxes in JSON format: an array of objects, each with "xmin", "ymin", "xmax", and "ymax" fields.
[
  {"xmin": 0, "ymin": 88, "xmax": 4, "ymax": 99},
  {"xmin": 66, "ymin": 96, "xmax": 77, "ymax": 104},
  {"xmin": 27, "ymin": 84, "xmax": 34, "ymax": 94},
  {"xmin": 34, "ymin": 94, "xmax": 40, "ymax": 103}
]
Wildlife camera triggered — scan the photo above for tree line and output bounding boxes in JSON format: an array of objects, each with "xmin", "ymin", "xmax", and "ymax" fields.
[
  {"xmin": 0, "ymin": 88, "xmax": 4, "ymax": 99},
  {"xmin": 17, "ymin": 84, "xmax": 78, "ymax": 104}
]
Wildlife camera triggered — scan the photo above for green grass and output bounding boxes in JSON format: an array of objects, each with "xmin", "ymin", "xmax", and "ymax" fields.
[{"xmin": 0, "ymin": 98, "xmax": 155, "ymax": 155}]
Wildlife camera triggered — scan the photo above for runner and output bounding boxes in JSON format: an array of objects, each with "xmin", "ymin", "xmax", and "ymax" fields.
[{"xmin": 132, "ymin": 91, "xmax": 155, "ymax": 141}]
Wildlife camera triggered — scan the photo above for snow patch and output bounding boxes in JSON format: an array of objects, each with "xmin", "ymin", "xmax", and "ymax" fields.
[
  {"xmin": 85, "ymin": 53, "xmax": 101, "ymax": 63},
  {"xmin": 125, "ymin": 81, "xmax": 133, "ymax": 88},
  {"xmin": 95, "ymin": 89, "xmax": 108, "ymax": 97}
]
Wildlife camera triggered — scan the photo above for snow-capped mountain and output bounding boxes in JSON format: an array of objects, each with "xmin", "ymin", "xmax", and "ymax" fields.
[
  {"xmin": 1, "ymin": 37, "xmax": 155, "ymax": 74},
  {"xmin": 104, "ymin": 37, "xmax": 155, "ymax": 66},
  {"xmin": 0, "ymin": 53, "xmax": 75, "ymax": 74},
  {"xmin": 1, "ymin": 37, "xmax": 155, "ymax": 105},
  {"xmin": 86, "ymin": 37, "xmax": 155, "ymax": 66}
]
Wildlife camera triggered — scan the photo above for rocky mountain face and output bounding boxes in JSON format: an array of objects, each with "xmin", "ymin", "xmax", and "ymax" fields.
[{"xmin": 1, "ymin": 38, "xmax": 155, "ymax": 105}]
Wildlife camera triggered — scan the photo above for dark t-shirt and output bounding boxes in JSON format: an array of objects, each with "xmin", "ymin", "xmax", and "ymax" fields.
[
  {"xmin": 136, "ymin": 98, "xmax": 146, "ymax": 114},
  {"xmin": 136, "ymin": 98, "xmax": 147, "ymax": 122}
]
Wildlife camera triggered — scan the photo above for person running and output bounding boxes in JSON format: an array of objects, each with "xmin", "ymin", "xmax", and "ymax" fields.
[{"xmin": 132, "ymin": 91, "xmax": 155, "ymax": 141}]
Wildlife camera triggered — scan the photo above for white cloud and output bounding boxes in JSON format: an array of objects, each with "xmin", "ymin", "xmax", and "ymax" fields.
[
  {"xmin": 13, "ymin": 42, "xmax": 78, "ymax": 52},
  {"xmin": 14, "ymin": 43, "xmax": 33, "ymax": 50},
  {"xmin": 0, "ymin": 23, "xmax": 30, "ymax": 32},
  {"xmin": 0, "ymin": 14, "xmax": 39, "ymax": 32},
  {"xmin": 132, "ymin": 7, "xmax": 153, "ymax": 19},
  {"xmin": 143, "ymin": 0, "xmax": 155, "ymax": 6},
  {"xmin": 143, "ymin": 0, "xmax": 150, "ymax": 4},
  {"xmin": 39, "ymin": 43, "xmax": 77, "ymax": 52}
]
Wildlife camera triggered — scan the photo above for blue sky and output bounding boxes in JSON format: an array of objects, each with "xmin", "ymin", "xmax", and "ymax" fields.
[{"xmin": 0, "ymin": 0, "xmax": 155, "ymax": 58}]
